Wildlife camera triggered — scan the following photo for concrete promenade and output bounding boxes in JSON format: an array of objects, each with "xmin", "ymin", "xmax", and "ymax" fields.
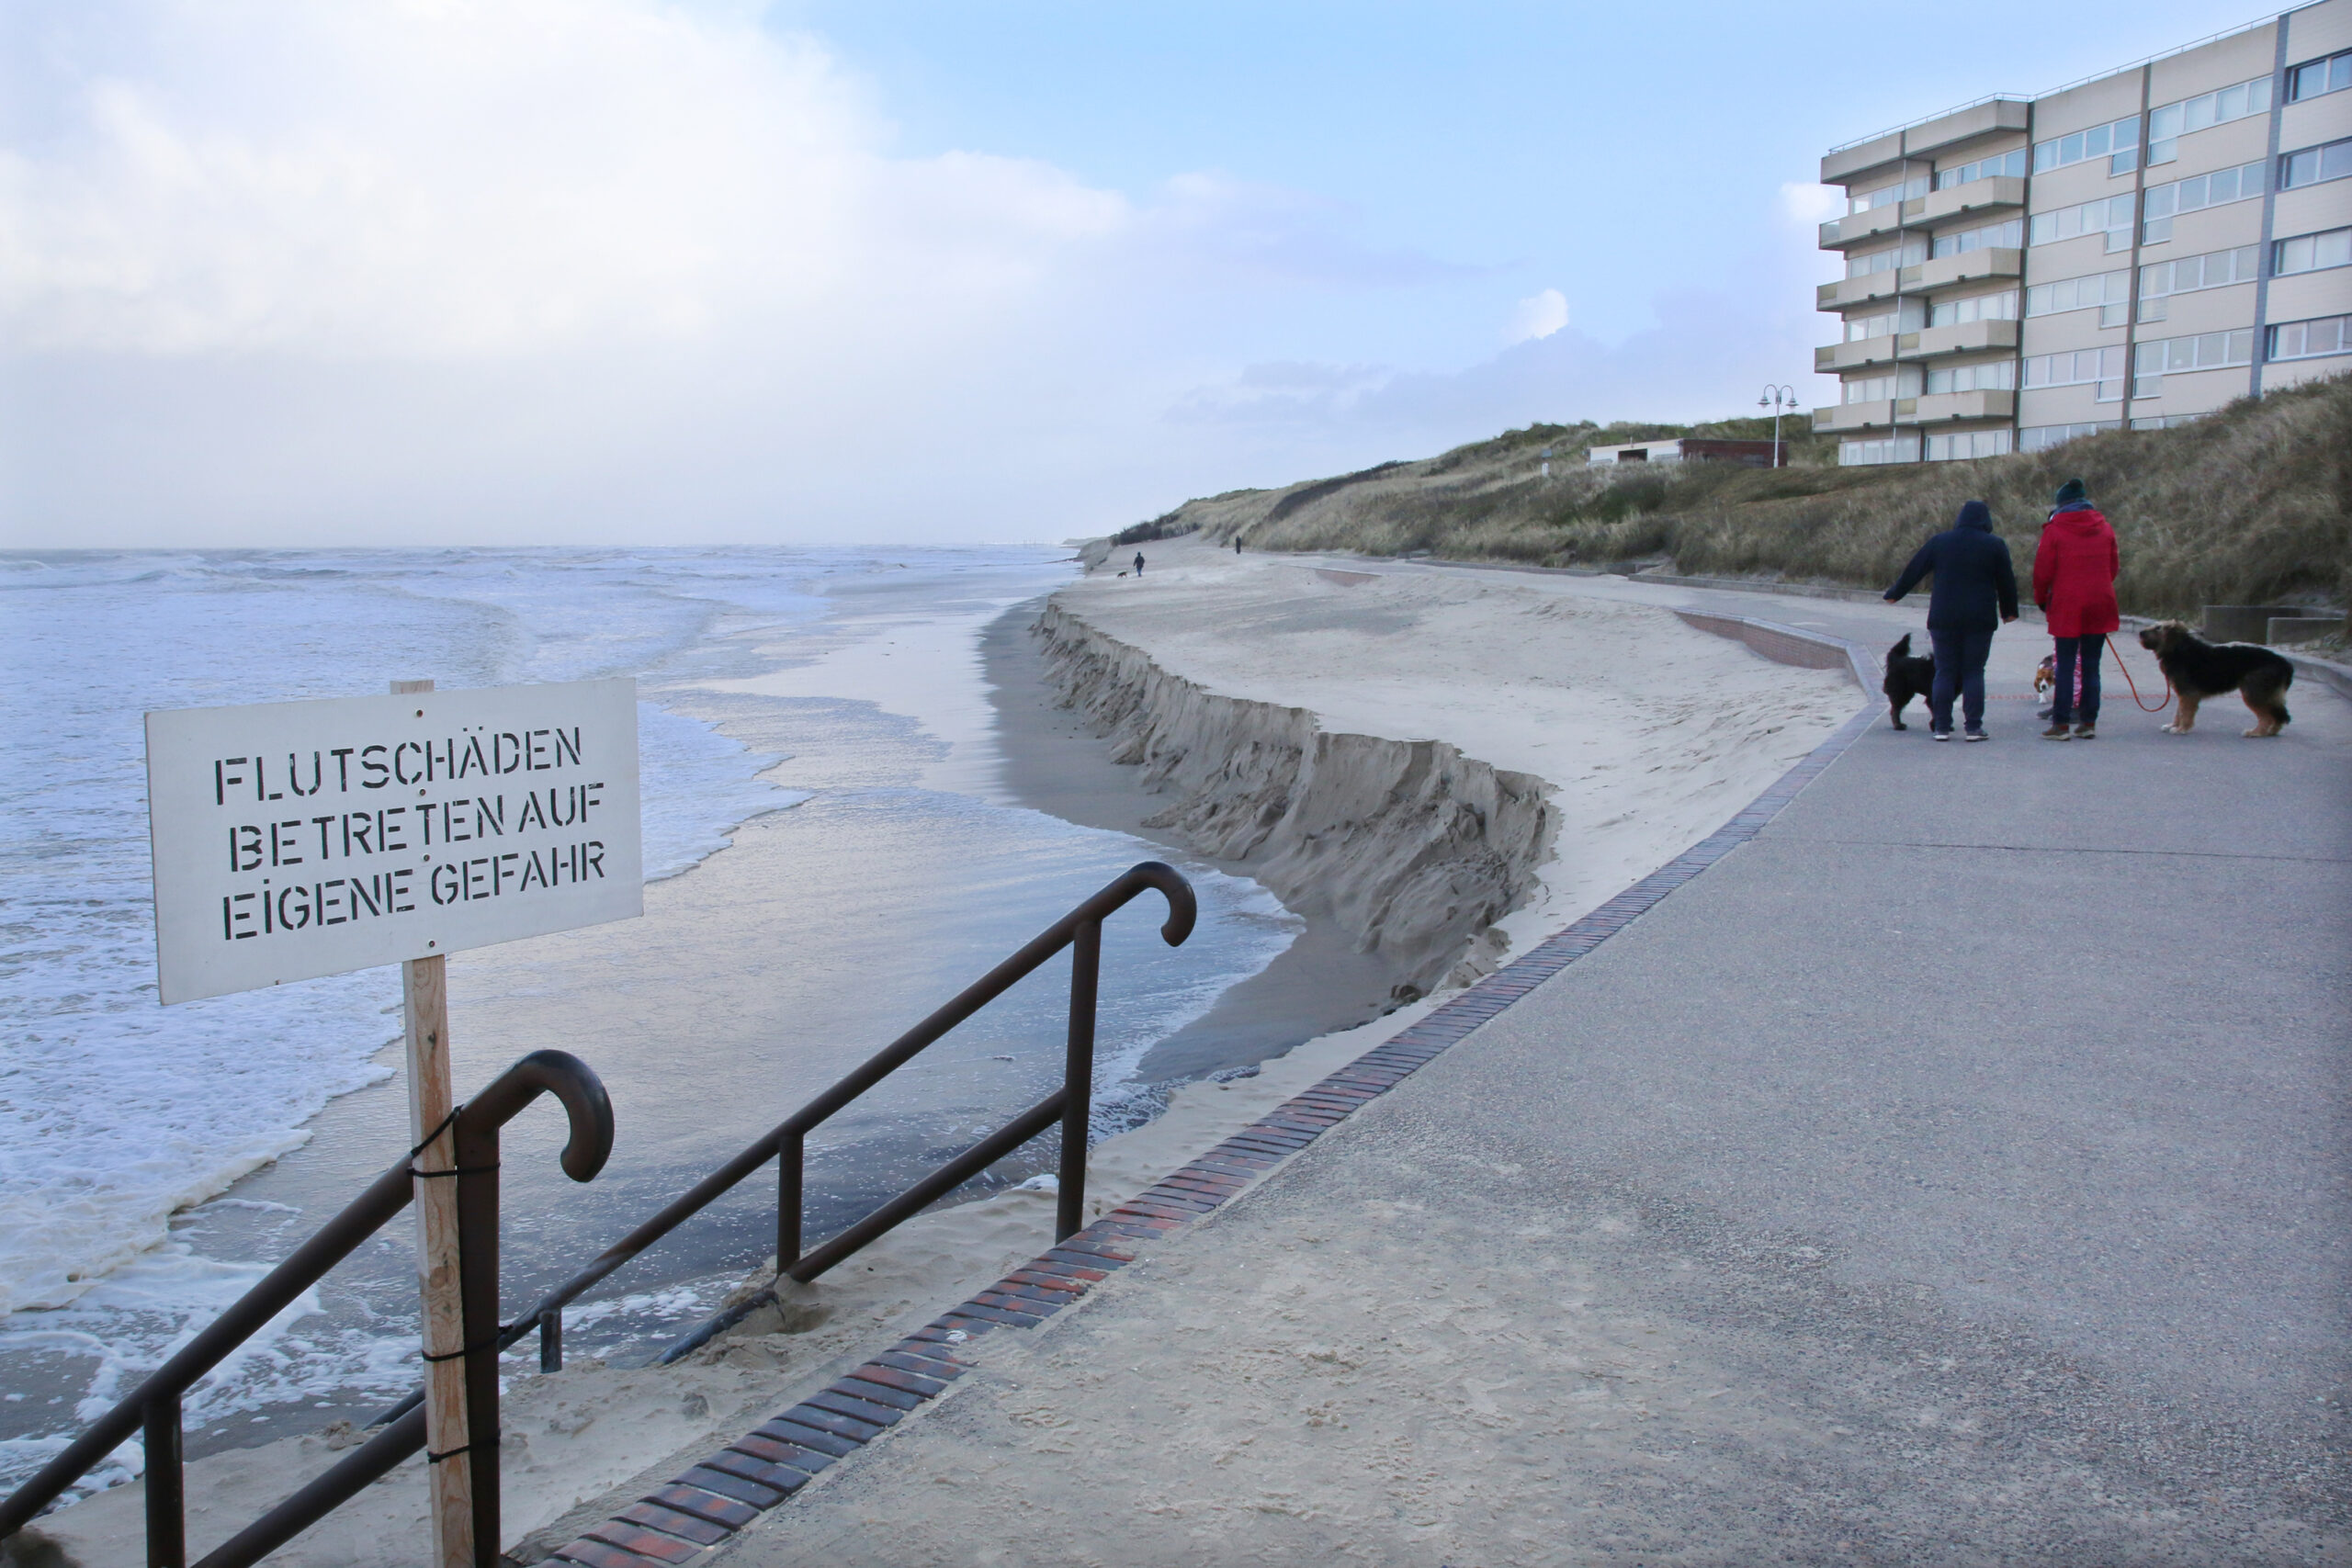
[{"xmin": 712, "ymin": 573, "xmax": 2351, "ymax": 1566}]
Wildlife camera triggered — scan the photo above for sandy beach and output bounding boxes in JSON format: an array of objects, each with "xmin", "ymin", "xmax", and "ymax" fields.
[{"xmin": 13, "ymin": 541, "xmax": 1862, "ymax": 1566}]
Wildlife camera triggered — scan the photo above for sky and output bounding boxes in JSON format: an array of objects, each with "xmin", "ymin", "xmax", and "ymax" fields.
[{"xmin": 1, "ymin": 0, "xmax": 2257, "ymax": 547}]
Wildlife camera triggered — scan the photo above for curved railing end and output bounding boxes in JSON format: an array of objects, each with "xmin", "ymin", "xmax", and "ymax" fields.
[
  {"xmin": 469, "ymin": 1049, "xmax": 615, "ymax": 1182},
  {"xmin": 1126, "ymin": 861, "xmax": 1197, "ymax": 948}
]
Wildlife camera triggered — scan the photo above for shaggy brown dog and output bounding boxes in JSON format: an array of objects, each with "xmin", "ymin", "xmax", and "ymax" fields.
[
  {"xmin": 1882, "ymin": 634, "xmax": 1937, "ymax": 730},
  {"xmin": 2136, "ymin": 622, "xmax": 2295, "ymax": 737}
]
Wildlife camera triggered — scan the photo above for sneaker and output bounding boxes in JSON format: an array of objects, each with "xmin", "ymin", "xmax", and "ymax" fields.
[
  {"xmin": 2036, "ymin": 705, "xmax": 2054, "ymax": 721},
  {"xmin": 1932, "ymin": 728, "xmax": 1952, "ymax": 741},
  {"xmin": 2041, "ymin": 723, "xmax": 2073, "ymax": 740},
  {"xmin": 1963, "ymin": 728, "xmax": 1988, "ymax": 741},
  {"xmin": 2072, "ymin": 722, "xmax": 2096, "ymax": 739}
]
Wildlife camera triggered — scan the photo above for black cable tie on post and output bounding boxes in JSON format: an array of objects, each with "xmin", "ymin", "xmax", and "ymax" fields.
[
  {"xmin": 407, "ymin": 1104, "xmax": 494, "ymax": 1179},
  {"xmin": 420, "ymin": 1331, "xmax": 505, "ymax": 1364},
  {"xmin": 424, "ymin": 1443, "xmax": 471, "ymax": 1464},
  {"xmin": 408, "ymin": 1104, "xmax": 463, "ymax": 1160}
]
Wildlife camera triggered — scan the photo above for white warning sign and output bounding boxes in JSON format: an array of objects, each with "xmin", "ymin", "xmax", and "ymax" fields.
[{"xmin": 145, "ymin": 678, "xmax": 642, "ymax": 1003}]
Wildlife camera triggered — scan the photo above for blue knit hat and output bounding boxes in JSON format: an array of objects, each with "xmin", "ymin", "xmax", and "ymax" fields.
[{"xmin": 2053, "ymin": 478, "xmax": 2087, "ymax": 507}]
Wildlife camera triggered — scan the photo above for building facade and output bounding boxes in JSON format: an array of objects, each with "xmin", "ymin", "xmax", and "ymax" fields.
[
  {"xmin": 1815, "ymin": 0, "xmax": 2352, "ymax": 465},
  {"xmin": 1585, "ymin": 438, "xmax": 1784, "ymax": 467}
]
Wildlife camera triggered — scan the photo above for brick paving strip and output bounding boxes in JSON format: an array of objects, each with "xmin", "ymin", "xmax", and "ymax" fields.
[{"xmin": 548, "ymin": 632, "xmax": 1876, "ymax": 1568}]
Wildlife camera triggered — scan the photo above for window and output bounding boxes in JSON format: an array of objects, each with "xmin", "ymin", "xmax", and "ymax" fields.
[
  {"xmin": 2139, "ymin": 245, "xmax": 2257, "ymax": 297},
  {"xmin": 2141, "ymin": 161, "xmax": 2266, "ymax": 243},
  {"xmin": 2019, "ymin": 421, "xmax": 2120, "ymax": 451},
  {"xmin": 2130, "ymin": 329, "xmax": 2256, "ymax": 397},
  {"xmin": 1935, "ymin": 149, "xmax": 2028, "ymax": 189},
  {"xmin": 2289, "ymin": 49, "xmax": 2352, "ymax": 102},
  {"xmin": 1847, "ymin": 239, "xmax": 1926, "ymax": 278},
  {"xmin": 2274, "ymin": 228, "xmax": 2352, "ymax": 276},
  {"xmin": 2026, "ymin": 270, "xmax": 2129, "ymax": 318},
  {"xmin": 2135, "ymin": 244, "xmax": 2259, "ymax": 320},
  {"xmin": 2023, "ymin": 345, "xmax": 2127, "ymax": 401},
  {"xmin": 1849, "ymin": 175, "xmax": 1929, "ymax": 215},
  {"xmin": 1843, "ymin": 370, "xmax": 1918, "ymax": 403},
  {"xmin": 1839, "ymin": 435, "xmax": 1920, "ymax": 466},
  {"xmin": 2145, "ymin": 75, "xmax": 2274, "ymax": 165},
  {"xmin": 1928, "ymin": 290, "xmax": 2018, "ymax": 327},
  {"xmin": 1926, "ymin": 429, "xmax": 2014, "ymax": 461},
  {"xmin": 1843, "ymin": 304, "xmax": 1922, "ymax": 341},
  {"xmin": 2035, "ymin": 115, "xmax": 2142, "ymax": 176},
  {"xmin": 1930, "ymin": 219, "xmax": 2023, "ymax": 258},
  {"xmin": 2280, "ymin": 138, "xmax": 2352, "ymax": 190},
  {"xmin": 2131, "ymin": 412, "xmax": 2208, "ymax": 432},
  {"xmin": 1925, "ymin": 359, "xmax": 2017, "ymax": 394},
  {"xmin": 2267, "ymin": 314, "xmax": 2352, "ymax": 360},
  {"xmin": 2030, "ymin": 194, "xmax": 2136, "ymax": 252}
]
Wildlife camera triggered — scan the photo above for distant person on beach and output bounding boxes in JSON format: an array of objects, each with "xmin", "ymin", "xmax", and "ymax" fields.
[
  {"xmin": 2032, "ymin": 478, "xmax": 2120, "ymax": 741},
  {"xmin": 1883, "ymin": 499, "xmax": 2019, "ymax": 741},
  {"xmin": 1134, "ymin": 551, "xmax": 1146, "ymax": 576},
  {"xmin": 1235, "ymin": 536, "xmax": 1243, "ymax": 555}
]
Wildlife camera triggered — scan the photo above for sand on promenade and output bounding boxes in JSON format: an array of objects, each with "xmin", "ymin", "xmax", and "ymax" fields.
[
  {"xmin": 705, "ymin": 574, "xmax": 2352, "ymax": 1565},
  {"xmin": 1043, "ymin": 535, "xmax": 1860, "ymax": 973},
  {"xmin": 9, "ymin": 544, "xmax": 1865, "ymax": 1566}
]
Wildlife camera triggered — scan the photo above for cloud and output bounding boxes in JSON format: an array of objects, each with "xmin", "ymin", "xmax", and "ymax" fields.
[
  {"xmin": 1505, "ymin": 288, "xmax": 1568, "ymax": 344},
  {"xmin": 1172, "ymin": 280, "xmax": 1825, "ymax": 444},
  {"xmin": 0, "ymin": 1, "xmax": 1832, "ymax": 547},
  {"xmin": 1778, "ymin": 181, "xmax": 1845, "ymax": 228},
  {"xmin": 0, "ymin": 1, "xmax": 1136, "ymax": 361}
]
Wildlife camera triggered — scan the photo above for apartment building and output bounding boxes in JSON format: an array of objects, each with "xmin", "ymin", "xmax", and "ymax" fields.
[{"xmin": 1815, "ymin": 0, "xmax": 2352, "ymax": 465}]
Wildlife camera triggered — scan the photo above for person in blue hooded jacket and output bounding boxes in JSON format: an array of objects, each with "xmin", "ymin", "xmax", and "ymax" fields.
[{"xmin": 1882, "ymin": 500, "xmax": 2019, "ymax": 740}]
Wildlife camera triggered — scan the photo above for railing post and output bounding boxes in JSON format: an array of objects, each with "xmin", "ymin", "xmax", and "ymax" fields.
[
  {"xmin": 454, "ymin": 1112, "xmax": 502, "ymax": 1567},
  {"xmin": 777, "ymin": 1131, "xmax": 803, "ymax": 1274},
  {"xmin": 1057, "ymin": 919, "xmax": 1101, "ymax": 1241},
  {"xmin": 143, "ymin": 1393, "xmax": 184, "ymax": 1568},
  {"xmin": 538, "ymin": 1308, "xmax": 562, "ymax": 1374}
]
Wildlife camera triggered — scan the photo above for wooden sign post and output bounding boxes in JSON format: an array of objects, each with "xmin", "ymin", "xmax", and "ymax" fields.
[
  {"xmin": 144, "ymin": 674, "xmax": 642, "ymax": 1565},
  {"xmin": 392, "ymin": 680, "xmax": 471, "ymax": 1568}
]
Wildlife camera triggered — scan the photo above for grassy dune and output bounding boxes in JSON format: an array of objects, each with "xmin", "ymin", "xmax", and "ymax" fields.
[{"xmin": 1121, "ymin": 375, "xmax": 2351, "ymax": 617}]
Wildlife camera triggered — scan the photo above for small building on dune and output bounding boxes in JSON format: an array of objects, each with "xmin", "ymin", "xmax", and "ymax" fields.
[{"xmin": 1585, "ymin": 438, "xmax": 1786, "ymax": 468}]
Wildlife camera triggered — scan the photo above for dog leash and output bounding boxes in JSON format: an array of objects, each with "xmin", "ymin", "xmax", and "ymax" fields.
[{"xmin": 2105, "ymin": 634, "xmax": 2173, "ymax": 713}]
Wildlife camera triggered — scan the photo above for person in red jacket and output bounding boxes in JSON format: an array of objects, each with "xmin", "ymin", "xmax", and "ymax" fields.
[{"xmin": 2031, "ymin": 478, "xmax": 2120, "ymax": 740}]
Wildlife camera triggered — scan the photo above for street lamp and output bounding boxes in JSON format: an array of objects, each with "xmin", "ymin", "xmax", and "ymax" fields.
[{"xmin": 1758, "ymin": 385, "xmax": 1799, "ymax": 468}]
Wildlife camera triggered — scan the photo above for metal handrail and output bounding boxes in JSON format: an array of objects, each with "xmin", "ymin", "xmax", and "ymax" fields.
[
  {"xmin": 7, "ymin": 862, "xmax": 1193, "ymax": 1563},
  {"xmin": 402, "ymin": 860, "xmax": 1193, "ymax": 1387},
  {"xmin": 0, "ymin": 1050, "xmax": 612, "ymax": 1568}
]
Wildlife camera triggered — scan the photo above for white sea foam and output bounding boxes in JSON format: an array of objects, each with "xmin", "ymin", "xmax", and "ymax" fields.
[
  {"xmin": 0, "ymin": 545, "xmax": 1301, "ymax": 1495},
  {"xmin": 0, "ymin": 548, "xmax": 828, "ymax": 1317}
]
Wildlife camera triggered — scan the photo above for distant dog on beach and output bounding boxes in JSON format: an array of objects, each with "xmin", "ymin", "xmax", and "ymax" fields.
[
  {"xmin": 2034, "ymin": 655, "xmax": 2056, "ymax": 701},
  {"xmin": 2136, "ymin": 622, "xmax": 2294, "ymax": 737},
  {"xmin": 1883, "ymin": 634, "xmax": 1937, "ymax": 730}
]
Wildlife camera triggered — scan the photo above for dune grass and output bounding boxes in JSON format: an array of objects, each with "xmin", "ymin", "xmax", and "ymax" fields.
[{"xmin": 1132, "ymin": 375, "xmax": 2351, "ymax": 617}]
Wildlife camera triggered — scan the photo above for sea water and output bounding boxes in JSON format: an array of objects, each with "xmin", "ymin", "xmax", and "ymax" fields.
[{"xmin": 0, "ymin": 547, "xmax": 1298, "ymax": 1496}]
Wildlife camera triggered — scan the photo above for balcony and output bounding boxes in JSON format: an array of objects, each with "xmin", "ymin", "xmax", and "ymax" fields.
[
  {"xmin": 1913, "ymin": 389, "xmax": 2015, "ymax": 423},
  {"xmin": 1811, "ymin": 389, "xmax": 2015, "ymax": 434},
  {"xmin": 1916, "ymin": 175, "xmax": 2024, "ymax": 227},
  {"xmin": 1820, "ymin": 247, "xmax": 2020, "ymax": 312},
  {"xmin": 1819, "ymin": 267, "xmax": 1914, "ymax": 310},
  {"xmin": 1813, "ymin": 400, "xmax": 1897, "ymax": 434},
  {"xmin": 1916, "ymin": 246, "xmax": 2021, "ymax": 291},
  {"xmin": 1818, "ymin": 176, "xmax": 2025, "ymax": 251},
  {"xmin": 1815, "ymin": 334, "xmax": 1902, "ymax": 373},
  {"xmin": 1819, "ymin": 201, "xmax": 1914, "ymax": 250},
  {"xmin": 1815, "ymin": 318, "xmax": 2018, "ymax": 373},
  {"xmin": 1914, "ymin": 318, "xmax": 2018, "ymax": 358}
]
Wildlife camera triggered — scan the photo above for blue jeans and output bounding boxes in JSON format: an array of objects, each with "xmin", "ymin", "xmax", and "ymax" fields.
[
  {"xmin": 2052, "ymin": 634, "xmax": 2103, "ymax": 724},
  {"xmin": 1928, "ymin": 626, "xmax": 1994, "ymax": 733}
]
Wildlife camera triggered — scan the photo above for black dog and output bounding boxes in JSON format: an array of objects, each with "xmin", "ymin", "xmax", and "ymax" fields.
[
  {"xmin": 2137, "ymin": 622, "xmax": 2295, "ymax": 737},
  {"xmin": 1883, "ymin": 634, "xmax": 1937, "ymax": 730}
]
